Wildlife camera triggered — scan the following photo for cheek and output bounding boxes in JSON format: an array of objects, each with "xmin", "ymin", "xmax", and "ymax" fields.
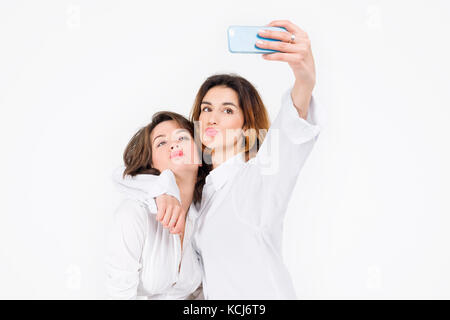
[
  {"xmin": 151, "ymin": 148, "xmax": 169, "ymax": 170},
  {"xmin": 229, "ymin": 116, "xmax": 244, "ymax": 129},
  {"xmin": 197, "ymin": 115, "xmax": 209, "ymax": 143},
  {"xmin": 224, "ymin": 115, "xmax": 244, "ymax": 142},
  {"xmin": 184, "ymin": 141, "xmax": 199, "ymax": 161},
  {"xmin": 198, "ymin": 114, "xmax": 208, "ymax": 127},
  {"xmin": 189, "ymin": 142, "xmax": 200, "ymax": 163},
  {"xmin": 219, "ymin": 111, "xmax": 244, "ymax": 129},
  {"xmin": 222, "ymin": 115, "xmax": 244, "ymax": 137}
]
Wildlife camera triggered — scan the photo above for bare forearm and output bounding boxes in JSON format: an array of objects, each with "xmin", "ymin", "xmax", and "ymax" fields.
[{"xmin": 291, "ymin": 80, "xmax": 314, "ymax": 120}]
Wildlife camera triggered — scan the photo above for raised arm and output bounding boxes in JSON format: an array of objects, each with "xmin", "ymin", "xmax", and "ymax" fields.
[
  {"xmin": 249, "ymin": 19, "xmax": 324, "ymax": 226},
  {"xmin": 245, "ymin": 86, "xmax": 322, "ymax": 227}
]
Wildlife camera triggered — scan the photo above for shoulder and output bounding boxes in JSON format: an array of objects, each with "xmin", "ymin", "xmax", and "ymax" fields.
[{"xmin": 113, "ymin": 198, "xmax": 150, "ymax": 228}]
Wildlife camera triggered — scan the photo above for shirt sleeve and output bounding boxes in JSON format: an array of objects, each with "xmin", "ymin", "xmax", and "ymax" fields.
[
  {"xmin": 249, "ymin": 86, "xmax": 324, "ymax": 227},
  {"xmin": 112, "ymin": 167, "xmax": 181, "ymax": 213},
  {"xmin": 105, "ymin": 200, "xmax": 148, "ymax": 299}
]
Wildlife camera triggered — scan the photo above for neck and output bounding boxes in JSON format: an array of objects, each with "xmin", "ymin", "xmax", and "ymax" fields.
[
  {"xmin": 211, "ymin": 144, "xmax": 244, "ymax": 170},
  {"xmin": 173, "ymin": 169, "xmax": 197, "ymax": 213}
]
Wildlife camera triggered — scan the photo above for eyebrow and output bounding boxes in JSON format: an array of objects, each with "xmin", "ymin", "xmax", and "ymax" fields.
[
  {"xmin": 153, "ymin": 134, "xmax": 165, "ymax": 143},
  {"xmin": 174, "ymin": 128, "xmax": 189, "ymax": 134},
  {"xmin": 201, "ymin": 101, "xmax": 238, "ymax": 108}
]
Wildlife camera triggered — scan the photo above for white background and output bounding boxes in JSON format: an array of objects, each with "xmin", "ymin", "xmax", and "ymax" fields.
[{"xmin": 1, "ymin": 0, "xmax": 449, "ymax": 299}]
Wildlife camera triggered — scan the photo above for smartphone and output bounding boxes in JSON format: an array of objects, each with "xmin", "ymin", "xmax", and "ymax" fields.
[{"xmin": 227, "ymin": 25, "xmax": 288, "ymax": 54}]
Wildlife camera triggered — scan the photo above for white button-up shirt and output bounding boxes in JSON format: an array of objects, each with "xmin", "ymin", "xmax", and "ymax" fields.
[
  {"xmin": 106, "ymin": 169, "xmax": 203, "ymax": 299},
  {"xmin": 191, "ymin": 86, "xmax": 322, "ymax": 299},
  {"xmin": 110, "ymin": 86, "xmax": 324, "ymax": 299}
]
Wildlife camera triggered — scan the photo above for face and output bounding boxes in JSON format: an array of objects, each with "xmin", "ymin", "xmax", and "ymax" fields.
[
  {"xmin": 150, "ymin": 120, "xmax": 200, "ymax": 174},
  {"xmin": 198, "ymin": 85, "xmax": 245, "ymax": 152}
]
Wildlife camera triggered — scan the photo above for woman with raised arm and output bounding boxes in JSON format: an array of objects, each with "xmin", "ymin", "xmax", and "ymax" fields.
[{"xmin": 115, "ymin": 20, "xmax": 325, "ymax": 299}]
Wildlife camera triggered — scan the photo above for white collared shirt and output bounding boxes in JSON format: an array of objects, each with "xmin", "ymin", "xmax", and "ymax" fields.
[
  {"xmin": 111, "ymin": 86, "xmax": 324, "ymax": 299},
  {"xmin": 191, "ymin": 86, "xmax": 323, "ymax": 299},
  {"xmin": 106, "ymin": 169, "xmax": 203, "ymax": 299}
]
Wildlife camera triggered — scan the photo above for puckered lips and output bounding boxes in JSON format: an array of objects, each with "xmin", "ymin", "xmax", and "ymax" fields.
[
  {"xmin": 205, "ymin": 127, "xmax": 218, "ymax": 137},
  {"xmin": 170, "ymin": 150, "xmax": 184, "ymax": 159}
]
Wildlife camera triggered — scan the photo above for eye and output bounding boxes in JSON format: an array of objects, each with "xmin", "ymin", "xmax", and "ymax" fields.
[
  {"xmin": 201, "ymin": 106, "xmax": 212, "ymax": 112},
  {"xmin": 156, "ymin": 141, "xmax": 166, "ymax": 148},
  {"xmin": 178, "ymin": 135, "xmax": 190, "ymax": 141},
  {"xmin": 224, "ymin": 108, "xmax": 233, "ymax": 114}
]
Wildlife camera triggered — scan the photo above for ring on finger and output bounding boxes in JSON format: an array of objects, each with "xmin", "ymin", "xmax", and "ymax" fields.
[{"xmin": 288, "ymin": 33, "xmax": 296, "ymax": 44}]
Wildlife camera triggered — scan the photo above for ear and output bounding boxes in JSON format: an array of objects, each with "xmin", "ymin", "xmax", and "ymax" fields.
[{"xmin": 240, "ymin": 126, "xmax": 246, "ymax": 138}]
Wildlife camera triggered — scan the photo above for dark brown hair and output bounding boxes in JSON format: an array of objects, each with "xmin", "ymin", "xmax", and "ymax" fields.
[
  {"xmin": 189, "ymin": 73, "xmax": 270, "ymax": 162},
  {"xmin": 122, "ymin": 111, "xmax": 209, "ymax": 204}
]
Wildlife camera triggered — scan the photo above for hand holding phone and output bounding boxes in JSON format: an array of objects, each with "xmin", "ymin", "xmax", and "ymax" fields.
[{"xmin": 227, "ymin": 25, "xmax": 288, "ymax": 54}]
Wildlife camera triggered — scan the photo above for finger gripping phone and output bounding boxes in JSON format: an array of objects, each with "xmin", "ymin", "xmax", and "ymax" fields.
[{"xmin": 227, "ymin": 25, "xmax": 288, "ymax": 54}]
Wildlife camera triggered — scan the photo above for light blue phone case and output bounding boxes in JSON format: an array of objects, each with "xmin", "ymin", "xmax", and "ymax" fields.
[{"xmin": 227, "ymin": 26, "xmax": 288, "ymax": 54}]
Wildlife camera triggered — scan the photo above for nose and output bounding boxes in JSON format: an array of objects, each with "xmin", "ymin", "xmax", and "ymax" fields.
[
  {"xmin": 207, "ymin": 110, "xmax": 218, "ymax": 126},
  {"xmin": 170, "ymin": 140, "xmax": 180, "ymax": 150}
]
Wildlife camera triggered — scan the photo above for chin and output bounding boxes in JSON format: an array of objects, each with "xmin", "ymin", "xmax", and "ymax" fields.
[
  {"xmin": 169, "ymin": 162, "xmax": 197, "ymax": 175},
  {"xmin": 170, "ymin": 156, "xmax": 193, "ymax": 166},
  {"xmin": 202, "ymin": 133, "xmax": 227, "ymax": 148},
  {"xmin": 203, "ymin": 137, "xmax": 226, "ymax": 150},
  {"xmin": 201, "ymin": 141, "xmax": 217, "ymax": 150}
]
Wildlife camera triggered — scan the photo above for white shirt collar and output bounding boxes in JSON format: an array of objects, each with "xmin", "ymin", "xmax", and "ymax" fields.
[{"xmin": 205, "ymin": 151, "xmax": 246, "ymax": 191}]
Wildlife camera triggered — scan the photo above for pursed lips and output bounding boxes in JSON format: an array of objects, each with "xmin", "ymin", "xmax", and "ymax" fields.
[
  {"xmin": 205, "ymin": 127, "xmax": 218, "ymax": 137},
  {"xmin": 170, "ymin": 150, "xmax": 184, "ymax": 159}
]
